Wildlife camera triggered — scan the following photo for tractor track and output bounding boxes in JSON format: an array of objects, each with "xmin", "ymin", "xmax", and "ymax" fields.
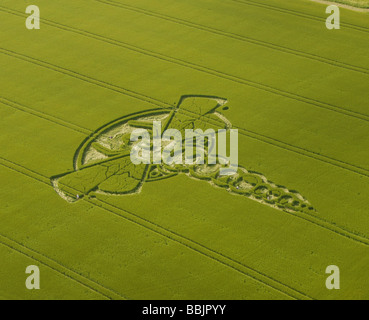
[
  {"xmin": 0, "ymin": 96, "xmax": 92, "ymax": 135},
  {"xmin": 0, "ymin": 0, "xmax": 368, "ymax": 301},
  {"xmin": 0, "ymin": 156, "xmax": 311, "ymax": 300},
  {"xmin": 0, "ymin": 48, "xmax": 173, "ymax": 110},
  {"xmin": 2, "ymin": 95, "xmax": 369, "ymax": 245},
  {"xmin": 230, "ymin": 0, "xmax": 369, "ymax": 34},
  {"xmin": 2, "ymin": 92, "xmax": 369, "ymax": 248},
  {"xmin": 2, "ymin": 75, "xmax": 369, "ymax": 184},
  {"xmin": 1, "ymin": 6, "xmax": 369, "ymax": 125},
  {"xmin": 92, "ymin": 0, "xmax": 369, "ymax": 76},
  {"xmin": 0, "ymin": 194, "xmax": 126, "ymax": 300}
]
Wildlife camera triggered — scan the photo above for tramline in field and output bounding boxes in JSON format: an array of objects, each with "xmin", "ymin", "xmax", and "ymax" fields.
[{"xmin": 0, "ymin": 0, "xmax": 368, "ymax": 300}]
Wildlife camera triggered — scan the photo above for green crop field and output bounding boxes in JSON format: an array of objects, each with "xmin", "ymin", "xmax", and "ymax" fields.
[
  {"xmin": 330, "ymin": 0, "xmax": 369, "ymax": 9},
  {"xmin": 0, "ymin": 0, "xmax": 369, "ymax": 300}
]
